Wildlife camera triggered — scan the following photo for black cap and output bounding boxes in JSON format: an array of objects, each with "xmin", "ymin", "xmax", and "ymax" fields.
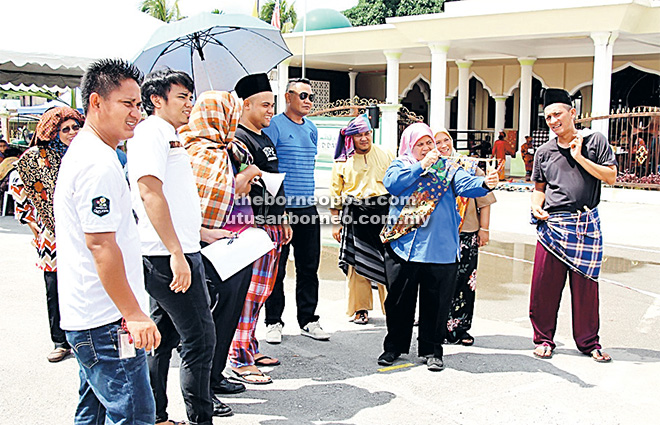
[
  {"xmin": 234, "ymin": 73, "xmax": 271, "ymax": 99},
  {"xmin": 542, "ymin": 88, "xmax": 572, "ymax": 108}
]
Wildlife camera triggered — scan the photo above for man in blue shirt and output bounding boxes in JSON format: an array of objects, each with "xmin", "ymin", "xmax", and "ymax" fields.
[{"xmin": 262, "ymin": 78, "xmax": 329, "ymax": 343}]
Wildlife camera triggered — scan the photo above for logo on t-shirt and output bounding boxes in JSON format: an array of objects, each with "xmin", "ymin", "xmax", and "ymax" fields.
[
  {"xmin": 262, "ymin": 146, "xmax": 277, "ymax": 161},
  {"xmin": 91, "ymin": 196, "xmax": 110, "ymax": 217}
]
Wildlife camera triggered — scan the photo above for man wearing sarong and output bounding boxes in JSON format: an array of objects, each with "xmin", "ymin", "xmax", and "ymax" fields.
[
  {"xmin": 520, "ymin": 135, "xmax": 535, "ymax": 181},
  {"xmin": 228, "ymin": 73, "xmax": 293, "ymax": 384},
  {"xmin": 492, "ymin": 131, "xmax": 508, "ymax": 181},
  {"xmin": 329, "ymin": 114, "xmax": 393, "ymax": 325},
  {"xmin": 530, "ymin": 88, "xmax": 617, "ymax": 362}
]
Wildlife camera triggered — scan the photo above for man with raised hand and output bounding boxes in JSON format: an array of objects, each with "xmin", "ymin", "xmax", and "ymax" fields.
[
  {"xmin": 530, "ymin": 88, "xmax": 617, "ymax": 363},
  {"xmin": 128, "ymin": 68, "xmax": 216, "ymax": 425},
  {"xmin": 54, "ymin": 58, "xmax": 160, "ymax": 425}
]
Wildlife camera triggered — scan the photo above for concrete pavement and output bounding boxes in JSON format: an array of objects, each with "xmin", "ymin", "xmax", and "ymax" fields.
[{"xmin": 1, "ymin": 189, "xmax": 659, "ymax": 424}]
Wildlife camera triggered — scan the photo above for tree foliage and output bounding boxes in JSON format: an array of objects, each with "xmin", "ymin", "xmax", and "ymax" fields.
[
  {"xmin": 140, "ymin": 0, "xmax": 183, "ymax": 22},
  {"xmin": 259, "ymin": 0, "xmax": 298, "ymax": 32},
  {"xmin": 343, "ymin": 0, "xmax": 445, "ymax": 26}
]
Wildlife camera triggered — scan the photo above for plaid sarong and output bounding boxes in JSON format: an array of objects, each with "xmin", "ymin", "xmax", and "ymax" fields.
[{"xmin": 533, "ymin": 208, "xmax": 603, "ymax": 281}]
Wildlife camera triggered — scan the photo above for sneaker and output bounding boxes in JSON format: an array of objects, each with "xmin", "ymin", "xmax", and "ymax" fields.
[
  {"xmin": 427, "ymin": 356, "xmax": 445, "ymax": 372},
  {"xmin": 300, "ymin": 321, "xmax": 330, "ymax": 341},
  {"xmin": 377, "ymin": 351, "xmax": 401, "ymax": 366},
  {"xmin": 265, "ymin": 323, "xmax": 283, "ymax": 344}
]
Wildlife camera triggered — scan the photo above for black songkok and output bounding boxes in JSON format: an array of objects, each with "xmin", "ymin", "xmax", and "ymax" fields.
[
  {"xmin": 234, "ymin": 73, "xmax": 272, "ymax": 99},
  {"xmin": 542, "ymin": 88, "xmax": 572, "ymax": 108}
]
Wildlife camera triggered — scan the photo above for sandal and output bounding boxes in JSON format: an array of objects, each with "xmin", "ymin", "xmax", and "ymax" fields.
[
  {"xmin": 254, "ymin": 354, "xmax": 280, "ymax": 366},
  {"xmin": 353, "ymin": 310, "xmax": 369, "ymax": 325},
  {"xmin": 588, "ymin": 349, "xmax": 612, "ymax": 363},
  {"xmin": 460, "ymin": 334, "xmax": 474, "ymax": 346},
  {"xmin": 231, "ymin": 369, "xmax": 272, "ymax": 385},
  {"xmin": 533, "ymin": 344, "xmax": 553, "ymax": 359}
]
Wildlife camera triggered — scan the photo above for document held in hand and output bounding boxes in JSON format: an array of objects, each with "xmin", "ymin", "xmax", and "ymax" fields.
[
  {"xmin": 259, "ymin": 171, "xmax": 286, "ymax": 197},
  {"xmin": 201, "ymin": 227, "xmax": 275, "ymax": 280}
]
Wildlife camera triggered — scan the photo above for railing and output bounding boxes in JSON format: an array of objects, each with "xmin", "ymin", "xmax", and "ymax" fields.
[
  {"xmin": 576, "ymin": 107, "xmax": 660, "ymax": 188},
  {"xmin": 308, "ymin": 97, "xmax": 381, "ymax": 117}
]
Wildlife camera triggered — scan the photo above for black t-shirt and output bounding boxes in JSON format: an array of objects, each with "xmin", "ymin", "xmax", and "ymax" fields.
[
  {"xmin": 234, "ymin": 124, "xmax": 286, "ymax": 218},
  {"xmin": 532, "ymin": 131, "xmax": 617, "ymax": 213}
]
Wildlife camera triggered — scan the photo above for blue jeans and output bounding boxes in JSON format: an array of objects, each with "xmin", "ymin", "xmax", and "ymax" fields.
[{"xmin": 66, "ymin": 320, "xmax": 156, "ymax": 425}]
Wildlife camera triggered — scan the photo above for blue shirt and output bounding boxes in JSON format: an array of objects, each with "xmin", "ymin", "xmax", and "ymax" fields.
[
  {"xmin": 384, "ymin": 159, "xmax": 489, "ymax": 264},
  {"xmin": 263, "ymin": 113, "xmax": 318, "ymax": 208}
]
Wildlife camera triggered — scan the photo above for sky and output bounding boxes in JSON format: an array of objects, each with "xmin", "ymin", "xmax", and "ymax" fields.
[{"xmin": 175, "ymin": 0, "xmax": 360, "ymax": 16}]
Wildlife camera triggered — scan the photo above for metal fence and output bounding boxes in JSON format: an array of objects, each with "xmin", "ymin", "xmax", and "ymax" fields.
[{"xmin": 576, "ymin": 107, "xmax": 660, "ymax": 188}]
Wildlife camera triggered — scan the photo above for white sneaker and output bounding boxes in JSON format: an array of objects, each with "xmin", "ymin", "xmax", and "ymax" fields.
[
  {"xmin": 265, "ymin": 323, "xmax": 283, "ymax": 344},
  {"xmin": 300, "ymin": 321, "xmax": 330, "ymax": 341}
]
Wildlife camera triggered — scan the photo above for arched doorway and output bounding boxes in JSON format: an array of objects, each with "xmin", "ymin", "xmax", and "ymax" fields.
[
  {"xmin": 401, "ymin": 79, "xmax": 430, "ymax": 123},
  {"xmin": 611, "ymin": 66, "xmax": 660, "ymax": 109}
]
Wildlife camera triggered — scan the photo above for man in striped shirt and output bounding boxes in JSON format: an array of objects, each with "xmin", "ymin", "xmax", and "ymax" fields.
[{"xmin": 262, "ymin": 78, "xmax": 330, "ymax": 343}]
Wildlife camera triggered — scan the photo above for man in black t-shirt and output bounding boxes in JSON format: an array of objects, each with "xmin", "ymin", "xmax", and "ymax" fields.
[
  {"xmin": 228, "ymin": 73, "xmax": 293, "ymax": 384},
  {"xmin": 530, "ymin": 88, "xmax": 617, "ymax": 363}
]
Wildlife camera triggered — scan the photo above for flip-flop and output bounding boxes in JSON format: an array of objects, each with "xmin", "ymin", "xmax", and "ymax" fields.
[
  {"xmin": 353, "ymin": 311, "xmax": 369, "ymax": 325},
  {"xmin": 254, "ymin": 354, "xmax": 281, "ymax": 366},
  {"xmin": 533, "ymin": 344, "xmax": 553, "ymax": 359},
  {"xmin": 588, "ymin": 349, "xmax": 612, "ymax": 363},
  {"xmin": 231, "ymin": 369, "xmax": 273, "ymax": 385}
]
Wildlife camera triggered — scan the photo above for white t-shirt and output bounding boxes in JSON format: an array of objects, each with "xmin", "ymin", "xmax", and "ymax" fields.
[
  {"xmin": 127, "ymin": 115, "xmax": 202, "ymax": 255},
  {"xmin": 54, "ymin": 130, "xmax": 148, "ymax": 331}
]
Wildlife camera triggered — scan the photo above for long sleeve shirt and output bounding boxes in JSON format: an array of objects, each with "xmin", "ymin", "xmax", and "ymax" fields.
[{"xmin": 384, "ymin": 159, "xmax": 489, "ymax": 264}]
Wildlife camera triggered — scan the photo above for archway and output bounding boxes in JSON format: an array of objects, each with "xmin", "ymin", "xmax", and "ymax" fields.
[{"xmin": 401, "ymin": 79, "xmax": 430, "ymax": 123}]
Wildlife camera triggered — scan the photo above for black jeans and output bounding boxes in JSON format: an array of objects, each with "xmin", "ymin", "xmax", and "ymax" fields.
[
  {"xmin": 43, "ymin": 271, "xmax": 69, "ymax": 349},
  {"xmin": 202, "ymin": 255, "xmax": 253, "ymax": 390},
  {"xmin": 143, "ymin": 253, "xmax": 215, "ymax": 425},
  {"xmin": 265, "ymin": 206, "xmax": 321, "ymax": 328},
  {"xmin": 382, "ymin": 245, "xmax": 459, "ymax": 358}
]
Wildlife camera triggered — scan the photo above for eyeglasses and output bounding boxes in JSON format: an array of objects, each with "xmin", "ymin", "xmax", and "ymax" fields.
[
  {"xmin": 288, "ymin": 91, "xmax": 315, "ymax": 102},
  {"xmin": 60, "ymin": 124, "xmax": 81, "ymax": 134}
]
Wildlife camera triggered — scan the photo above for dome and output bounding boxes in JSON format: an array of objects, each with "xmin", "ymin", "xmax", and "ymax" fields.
[{"xmin": 293, "ymin": 8, "xmax": 352, "ymax": 32}]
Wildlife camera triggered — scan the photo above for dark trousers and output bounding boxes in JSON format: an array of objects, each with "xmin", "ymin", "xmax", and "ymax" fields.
[
  {"xmin": 265, "ymin": 206, "xmax": 321, "ymax": 328},
  {"xmin": 144, "ymin": 253, "xmax": 215, "ymax": 425},
  {"xmin": 383, "ymin": 245, "xmax": 459, "ymax": 358},
  {"xmin": 202, "ymin": 255, "xmax": 253, "ymax": 390},
  {"xmin": 43, "ymin": 271, "xmax": 69, "ymax": 349},
  {"xmin": 529, "ymin": 243, "xmax": 602, "ymax": 353}
]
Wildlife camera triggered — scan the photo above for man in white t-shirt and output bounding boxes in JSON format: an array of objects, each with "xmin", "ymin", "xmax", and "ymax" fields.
[
  {"xmin": 54, "ymin": 58, "xmax": 161, "ymax": 424},
  {"xmin": 127, "ymin": 69, "xmax": 226, "ymax": 423}
]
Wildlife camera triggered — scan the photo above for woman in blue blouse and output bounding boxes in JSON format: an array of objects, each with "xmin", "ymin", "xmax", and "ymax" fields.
[{"xmin": 377, "ymin": 123, "xmax": 498, "ymax": 371}]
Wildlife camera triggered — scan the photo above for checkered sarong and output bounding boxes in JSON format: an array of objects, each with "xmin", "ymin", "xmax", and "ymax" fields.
[{"xmin": 533, "ymin": 208, "xmax": 603, "ymax": 281}]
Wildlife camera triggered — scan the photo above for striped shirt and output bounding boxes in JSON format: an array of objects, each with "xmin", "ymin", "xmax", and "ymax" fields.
[{"xmin": 263, "ymin": 113, "xmax": 317, "ymax": 208}]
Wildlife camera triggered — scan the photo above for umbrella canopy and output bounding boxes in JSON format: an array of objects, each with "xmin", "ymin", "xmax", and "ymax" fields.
[{"xmin": 133, "ymin": 13, "xmax": 292, "ymax": 93}]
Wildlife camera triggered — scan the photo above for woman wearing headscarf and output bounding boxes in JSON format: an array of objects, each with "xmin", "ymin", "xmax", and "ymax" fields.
[
  {"xmin": 10, "ymin": 106, "xmax": 83, "ymax": 363},
  {"xmin": 181, "ymin": 91, "xmax": 264, "ymax": 415},
  {"xmin": 435, "ymin": 129, "xmax": 496, "ymax": 347},
  {"xmin": 377, "ymin": 123, "xmax": 498, "ymax": 371},
  {"xmin": 329, "ymin": 114, "xmax": 394, "ymax": 325}
]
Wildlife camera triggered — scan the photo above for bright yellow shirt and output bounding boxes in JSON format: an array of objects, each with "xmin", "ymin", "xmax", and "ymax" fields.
[{"xmin": 329, "ymin": 145, "xmax": 394, "ymax": 210}]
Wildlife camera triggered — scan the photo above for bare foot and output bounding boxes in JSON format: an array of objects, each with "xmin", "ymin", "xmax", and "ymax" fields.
[{"xmin": 254, "ymin": 353, "xmax": 280, "ymax": 366}]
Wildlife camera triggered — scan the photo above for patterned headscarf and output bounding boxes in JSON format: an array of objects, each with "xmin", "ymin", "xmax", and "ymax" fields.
[
  {"xmin": 333, "ymin": 113, "xmax": 372, "ymax": 161},
  {"xmin": 181, "ymin": 91, "xmax": 252, "ymax": 229},
  {"xmin": 398, "ymin": 122, "xmax": 435, "ymax": 164},
  {"xmin": 31, "ymin": 106, "xmax": 84, "ymax": 147}
]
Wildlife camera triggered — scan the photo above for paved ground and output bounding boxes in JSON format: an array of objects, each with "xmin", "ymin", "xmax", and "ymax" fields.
[{"xmin": 1, "ymin": 189, "xmax": 659, "ymax": 424}]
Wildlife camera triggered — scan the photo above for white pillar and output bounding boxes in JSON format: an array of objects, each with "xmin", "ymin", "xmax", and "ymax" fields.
[
  {"xmin": 348, "ymin": 71, "xmax": 358, "ymax": 101},
  {"xmin": 591, "ymin": 31, "xmax": 617, "ymax": 136},
  {"xmin": 277, "ymin": 57, "xmax": 291, "ymax": 114},
  {"xmin": 518, "ymin": 57, "xmax": 536, "ymax": 146},
  {"xmin": 445, "ymin": 96, "xmax": 453, "ymax": 130},
  {"xmin": 456, "ymin": 60, "xmax": 472, "ymax": 136},
  {"xmin": 384, "ymin": 50, "xmax": 402, "ymax": 104},
  {"xmin": 428, "ymin": 42, "xmax": 450, "ymax": 131},
  {"xmin": 493, "ymin": 95, "xmax": 508, "ymax": 133},
  {"xmin": 378, "ymin": 103, "xmax": 401, "ymax": 156}
]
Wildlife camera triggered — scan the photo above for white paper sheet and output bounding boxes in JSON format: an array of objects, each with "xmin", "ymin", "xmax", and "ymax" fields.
[
  {"xmin": 201, "ymin": 227, "xmax": 275, "ymax": 280},
  {"xmin": 259, "ymin": 171, "xmax": 286, "ymax": 197}
]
